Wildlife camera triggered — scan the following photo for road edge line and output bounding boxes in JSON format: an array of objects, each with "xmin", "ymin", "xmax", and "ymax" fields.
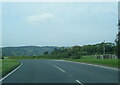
[
  {"xmin": 64, "ymin": 60, "xmax": 118, "ymax": 71},
  {"xmin": 0, "ymin": 62, "xmax": 23, "ymax": 82}
]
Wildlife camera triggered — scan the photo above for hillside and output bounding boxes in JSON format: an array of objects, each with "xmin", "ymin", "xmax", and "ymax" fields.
[{"xmin": 2, "ymin": 46, "xmax": 58, "ymax": 57}]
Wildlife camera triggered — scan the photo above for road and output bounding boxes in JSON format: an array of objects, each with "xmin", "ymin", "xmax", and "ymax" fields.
[{"xmin": 2, "ymin": 60, "xmax": 118, "ymax": 84}]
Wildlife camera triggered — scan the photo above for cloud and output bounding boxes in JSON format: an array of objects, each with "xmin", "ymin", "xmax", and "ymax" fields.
[{"xmin": 26, "ymin": 13, "xmax": 55, "ymax": 22}]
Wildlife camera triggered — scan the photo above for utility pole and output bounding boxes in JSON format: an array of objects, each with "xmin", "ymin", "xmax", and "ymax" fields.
[
  {"xmin": 103, "ymin": 40, "xmax": 105, "ymax": 54},
  {"xmin": 118, "ymin": 20, "xmax": 120, "ymax": 59}
]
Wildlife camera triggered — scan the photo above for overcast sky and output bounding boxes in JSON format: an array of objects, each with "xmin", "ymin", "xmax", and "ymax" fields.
[{"xmin": 2, "ymin": 2, "xmax": 118, "ymax": 47}]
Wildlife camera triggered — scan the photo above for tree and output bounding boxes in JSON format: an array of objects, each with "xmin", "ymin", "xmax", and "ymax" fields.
[
  {"xmin": 116, "ymin": 20, "xmax": 120, "ymax": 59},
  {"xmin": 1, "ymin": 56, "xmax": 4, "ymax": 59},
  {"xmin": 44, "ymin": 51, "xmax": 48, "ymax": 55}
]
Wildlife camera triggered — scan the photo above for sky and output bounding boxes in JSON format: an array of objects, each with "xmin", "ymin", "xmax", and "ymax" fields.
[{"xmin": 1, "ymin": 2, "xmax": 118, "ymax": 47}]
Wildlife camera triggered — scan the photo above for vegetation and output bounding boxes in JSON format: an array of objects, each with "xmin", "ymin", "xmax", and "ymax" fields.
[
  {"xmin": 0, "ymin": 59, "xmax": 2, "ymax": 77},
  {"xmin": 2, "ymin": 46, "xmax": 57, "ymax": 57},
  {"xmin": 116, "ymin": 20, "xmax": 120, "ymax": 59},
  {"xmin": 52, "ymin": 42, "xmax": 116, "ymax": 59},
  {"xmin": 7, "ymin": 55, "xmax": 58, "ymax": 59},
  {"xmin": 2, "ymin": 42, "xmax": 116, "ymax": 59},
  {"xmin": 1, "ymin": 56, "xmax": 118, "ymax": 77},
  {"xmin": 1, "ymin": 42, "xmax": 118, "ymax": 77},
  {"xmin": 81, "ymin": 55, "xmax": 96, "ymax": 59},
  {"xmin": 2, "ymin": 59, "xmax": 20, "ymax": 77},
  {"xmin": 44, "ymin": 51, "xmax": 49, "ymax": 55},
  {"xmin": 64, "ymin": 59, "xmax": 118, "ymax": 68},
  {"xmin": 3, "ymin": 42, "xmax": 117, "ymax": 60}
]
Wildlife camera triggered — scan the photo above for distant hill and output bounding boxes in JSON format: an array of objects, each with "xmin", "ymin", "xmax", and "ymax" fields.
[{"xmin": 2, "ymin": 46, "xmax": 58, "ymax": 57}]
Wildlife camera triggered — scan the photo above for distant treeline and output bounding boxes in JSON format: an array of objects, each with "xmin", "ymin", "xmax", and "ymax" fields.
[
  {"xmin": 3, "ymin": 42, "xmax": 116, "ymax": 59},
  {"xmin": 51, "ymin": 42, "xmax": 116, "ymax": 59},
  {"xmin": 2, "ymin": 46, "xmax": 57, "ymax": 57}
]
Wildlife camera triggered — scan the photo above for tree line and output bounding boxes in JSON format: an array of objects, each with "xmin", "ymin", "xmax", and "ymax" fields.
[
  {"xmin": 50, "ymin": 42, "xmax": 116, "ymax": 59},
  {"xmin": 2, "ymin": 42, "xmax": 117, "ymax": 59},
  {"xmin": 116, "ymin": 20, "xmax": 120, "ymax": 59}
]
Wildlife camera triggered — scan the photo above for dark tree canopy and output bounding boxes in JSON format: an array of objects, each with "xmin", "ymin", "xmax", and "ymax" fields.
[
  {"xmin": 44, "ymin": 51, "xmax": 49, "ymax": 55},
  {"xmin": 117, "ymin": 20, "xmax": 120, "ymax": 59},
  {"xmin": 52, "ymin": 42, "xmax": 116, "ymax": 59}
]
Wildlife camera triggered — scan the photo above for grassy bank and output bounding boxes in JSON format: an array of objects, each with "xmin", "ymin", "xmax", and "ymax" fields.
[
  {"xmin": 64, "ymin": 59, "xmax": 118, "ymax": 68},
  {"xmin": 2, "ymin": 59, "xmax": 20, "ymax": 77}
]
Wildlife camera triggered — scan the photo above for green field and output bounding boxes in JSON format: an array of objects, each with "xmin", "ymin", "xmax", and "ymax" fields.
[
  {"xmin": 64, "ymin": 59, "xmax": 118, "ymax": 68},
  {"xmin": 2, "ymin": 59, "xmax": 20, "ymax": 77}
]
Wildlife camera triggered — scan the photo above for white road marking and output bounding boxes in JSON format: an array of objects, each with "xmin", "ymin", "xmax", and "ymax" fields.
[
  {"xmin": 53, "ymin": 65, "xmax": 66, "ymax": 73},
  {"xmin": 64, "ymin": 60, "xmax": 118, "ymax": 71},
  {"xmin": 76, "ymin": 80, "xmax": 84, "ymax": 85},
  {"xmin": 53, "ymin": 60, "xmax": 65, "ymax": 61},
  {"xmin": 0, "ymin": 62, "xmax": 23, "ymax": 82}
]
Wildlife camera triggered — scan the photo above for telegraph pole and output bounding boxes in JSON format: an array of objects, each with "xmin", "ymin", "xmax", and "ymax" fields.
[
  {"xmin": 118, "ymin": 20, "xmax": 120, "ymax": 59},
  {"xmin": 103, "ymin": 40, "xmax": 105, "ymax": 54}
]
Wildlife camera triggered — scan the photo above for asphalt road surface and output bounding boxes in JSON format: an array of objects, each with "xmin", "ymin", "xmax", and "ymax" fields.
[{"xmin": 2, "ymin": 60, "xmax": 118, "ymax": 83}]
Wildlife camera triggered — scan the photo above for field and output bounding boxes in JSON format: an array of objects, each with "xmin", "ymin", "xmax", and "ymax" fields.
[{"xmin": 2, "ymin": 59, "xmax": 20, "ymax": 77}]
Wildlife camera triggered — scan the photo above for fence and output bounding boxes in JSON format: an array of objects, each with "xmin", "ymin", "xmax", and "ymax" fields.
[{"xmin": 95, "ymin": 54, "xmax": 118, "ymax": 59}]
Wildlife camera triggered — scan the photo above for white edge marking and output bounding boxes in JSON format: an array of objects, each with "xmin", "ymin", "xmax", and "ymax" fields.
[
  {"xmin": 53, "ymin": 65, "xmax": 66, "ymax": 73},
  {"xmin": 0, "ymin": 62, "xmax": 23, "ymax": 82},
  {"xmin": 76, "ymin": 80, "xmax": 84, "ymax": 85},
  {"xmin": 64, "ymin": 60, "xmax": 119, "ymax": 71},
  {"xmin": 53, "ymin": 60, "xmax": 65, "ymax": 61}
]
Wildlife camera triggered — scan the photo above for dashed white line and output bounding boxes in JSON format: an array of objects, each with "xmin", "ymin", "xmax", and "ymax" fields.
[
  {"xmin": 76, "ymin": 80, "xmax": 84, "ymax": 85},
  {"xmin": 53, "ymin": 65, "xmax": 66, "ymax": 73},
  {"xmin": 0, "ymin": 62, "xmax": 23, "ymax": 82}
]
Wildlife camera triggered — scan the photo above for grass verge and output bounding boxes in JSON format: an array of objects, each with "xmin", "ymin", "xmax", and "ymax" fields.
[
  {"xmin": 64, "ymin": 59, "xmax": 118, "ymax": 68},
  {"xmin": 2, "ymin": 59, "xmax": 21, "ymax": 77}
]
